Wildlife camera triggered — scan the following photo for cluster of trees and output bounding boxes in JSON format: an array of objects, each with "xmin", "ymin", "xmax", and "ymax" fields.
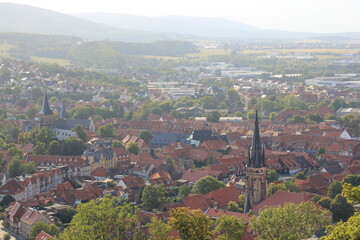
[
  {"xmin": 17, "ymin": 127, "xmax": 85, "ymax": 156},
  {"xmin": 59, "ymin": 196, "xmax": 246, "ymax": 240},
  {"xmin": 57, "ymin": 195, "xmax": 338, "ymax": 240}
]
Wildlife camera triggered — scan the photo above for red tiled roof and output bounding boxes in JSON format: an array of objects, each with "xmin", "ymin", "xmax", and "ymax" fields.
[
  {"xmin": 205, "ymin": 208, "xmax": 250, "ymax": 223},
  {"xmin": 35, "ymin": 231, "xmax": 54, "ymax": 240},
  {"xmin": 252, "ymin": 191, "xmax": 312, "ymax": 212},
  {"xmin": 206, "ymin": 186, "xmax": 241, "ymax": 208}
]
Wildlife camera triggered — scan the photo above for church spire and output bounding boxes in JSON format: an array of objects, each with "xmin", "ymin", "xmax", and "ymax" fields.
[
  {"xmin": 39, "ymin": 90, "xmax": 53, "ymax": 115},
  {"xmin": 59, "ymin": 99, "xmax": 67, "ymax": 119},
  {"xmin": 243, "ymin": 190, "xmax": 252, "ymax": 214},
  {"xmin": 248, "ymin": 110, "xmax": 266, "ymax": 168}
]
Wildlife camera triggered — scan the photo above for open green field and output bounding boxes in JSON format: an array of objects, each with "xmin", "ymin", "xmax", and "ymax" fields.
[
  {"xmin": 186, "ymin": 48, "xmax": 231, "ymax": 58},
  {"xmin": 0, "ymin": 43, "xmax": 15, "ymax": 57},
  {"xmin": 142, "ymin": 55, "xmax": 180, "ymax": 60},
  {"xmin": 242, "ymin": 48, "xmax": 360, "ymax": 55},
  {"xmin": 30, "ymin": 56, "xmax": 71, "ymax": 66}
]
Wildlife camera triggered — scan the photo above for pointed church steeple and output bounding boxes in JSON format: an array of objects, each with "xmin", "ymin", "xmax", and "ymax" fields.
[
  {"xmin": 244, "ymin": 110, "xmax": 267, "ymax": 213},
  {"xmin": 59, "ymin": 99, "xmax": 67, "ymax": 119},
  {"xmin": 248, "ymin": 110, "xmax": 266, "ymax": 168},
  {"xmin": 243, "ymin": 191, "xmax": 252, "ymax": 213},
  {"xmin": 39, "ymin": 90, "xmax": 53, "ymax": 115}
]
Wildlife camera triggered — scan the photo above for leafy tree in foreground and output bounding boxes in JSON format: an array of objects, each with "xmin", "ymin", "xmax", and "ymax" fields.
[
  {"xmin": 168, "ymin": 207, "xmax": 212, "ymax": 240},
  {"xmin": 148, "ymin": 216, "xmax": 175, "ymax": 240},
  {"xmin": 191, "ymin": 176, "xmax": 225, "ymax": 195},
  {"xmin": 214, "ymin": 215, "xmax": 246, "ymax": 240},
  {"xmin": 321, "ymin": 213, "xmax": 360, "ymax": 240},
  {"xmin": 342, "ymin": 174, "xmax": 360, "ymax": 187},
  {"xmin": 328, "ymin": 181, "xmax": 343, "ymax": 199},
  {"xmin": 318, "ymin": 197, "xmax": 332, "ymax": 209},
  {"xmin": 330, "ymin": 194, "xmax": 354, "ymax": 222},
  {"xmin": 30, "ymin": 222, "xmax": 60, "ymax": 238},
  {"xmin": 227, "ymin": 201, "xmax": 242, "ymax": 213},
  {"xmin": 60, "ymin": 196, "xmax": 141, "ymax": 240},
  {"xmin": 141, "ymin": 184, "xmax": 167, "ymax": 211},
  {"xmin": 251, "ymin": 201, "xmax": 331, "ymax": 240},
  {"xmin": 342, "ymin": 183, "xmax": 360, "ymax": 204}
]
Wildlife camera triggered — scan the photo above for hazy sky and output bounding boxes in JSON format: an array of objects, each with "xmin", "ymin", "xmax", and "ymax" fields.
[{"xmin": 1, "ymin": 0, "xmax": 360, "ymax": 33}]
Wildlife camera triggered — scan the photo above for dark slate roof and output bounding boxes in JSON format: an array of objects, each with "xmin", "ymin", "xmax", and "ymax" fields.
[
  {"xmin": 191, "ymin": 130, "xmax": 218, "ymax": 143},
  {"xmin": 39, "ymin": 91, "xmax": 53, "ymax": 115},
  {"xmin": 150, "ymin": 132, "xmax": 190, "ymax": 148},
  {"xmin": 54, "ymin": 119, "xmax": 91, "ymax": 130},
  {"xmin": 90, "ymin": 149, "xmax": 115, "ymax": 163}
]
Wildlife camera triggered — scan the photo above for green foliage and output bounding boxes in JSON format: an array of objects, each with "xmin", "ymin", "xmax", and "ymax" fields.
[
  {"xmin": 62, "ymin": 137, "xmax": 85, "ymax": 156},
  {"xmin": 72, "ymin": 125, "xmax": 87, "ymax": 142},
  {"xmin": 251, "ymin": 201, "xmax": 332, "ymax": 240},
  {"xmin": 30, "ymin": 222, "xmax": 60, "ymax": 238},
  {"xmin": 33, "ymin": 142, "xmax": 47, "ymax": 155},
  {"xmin": 178, "ymin": 185, "xmax": 192, "ymax": 200},
  {"xmin": 148, "ymin": 216, "xmax": 175, "ymax": 240},
  {"xmin": 330, "ymin": 195, "xmax": 355, "ymax": 222},
  {"xmin": 227, "ymin": 201, "xmax": 242, "ymax": 213},
  {"xmin": 342, "ymin": 183, "xmax": 360, "ymax": 204},
  {"xmin": 294, "ymin": 171, "xmax": 306, "ymax": 180},
  {"xmin": 60, "ymin": 196, "xmax": 141, "ymax": 240},
  {"xmin": 139, "ymin": 130, "xmax": 153, "ymax": 144},
  {"xmin": 342, "ymin": 174, "xmax": 360, "ymax": 187},
  {"xmin": 7, "ymin": 147, "xmax": 23, "ymax": 160},
  {"xmin": 169, "ymin": 207, "xmax": 212, "ymax": 240},
  {"xmin": 112, "ymin": 140, "xmax": 125, "ymax": 149},
  {"xmin": 98, "ymin": 124, "xmax": 116, "ymax": 138},
  {"xmin": 206, "ymin": 111, "xmax": 221, "ymax": 123},
  {"xmin": 214, "ymin": 215, "xmax": 246, "ymax": 240},
  {"xmin": 3, "ymin": 233, "xmax": 11, "ymax": 240},
  {"xmin": 316, "ymin": 147, "xmax": 326, "ymax": 157},
  {"xmin": 329, "ymin": 98, "xmax": 348, "ymax": 112},
  {"xmin": 312, "ymin": 195, "xmax": 322, "ymax": 202},
  {"xmin": 318, "ymin": 197, "xmax": 332, "ymax": 209},
  {"xmin": 191, "ymin": 176, "xmax": 225, "ymax": 195},
  {"xmin": 126, "ymin": 142, "xmax": 139, "ymax": 155},
  {"xmin": 267, "ymin": 182, "xmax": 299, "ymax": 196},
  {"xmin": 8, "ymin": 159, "xmax": 23, "ymax": 178},
  {"xmin": 47, "ymin": 140, "xmax": 61, "ymax": 155},
  {"xmin": 0, "ymin": 195, "xmax": 15, "ymax": 208},
  {"xmin": 141, "ymin": 184, "xmax": 167, "ymax": 211},
  {"xmin": 340, "ymin": 114, "xmax": 360, "ymax": 128},
  {"xmin": 321, "ymin": 213, "xmax": 360, "ymax": 240},
  {"xmin": 57, "ymin": 207, "xmax": 77, "ymax": 225},
  {"xmin": 328, "ymin": 181, "xmax": 343, "ymax": 198},
  {"xmin": 266, "ymin": 169, "xmax": 279, "ymax": 183}
]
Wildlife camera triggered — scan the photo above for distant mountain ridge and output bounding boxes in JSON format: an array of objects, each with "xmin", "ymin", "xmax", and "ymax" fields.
[
  {"xmin": 0, "ymin": 3, "xmax": 360, "ymax": 41},
  {"xmin": 0, "ymin": 3, "xmax": 185, "ymax": 42},
  {"xmin": 74, "ymin": 13, "xmax": 360, "ymax": 40}
]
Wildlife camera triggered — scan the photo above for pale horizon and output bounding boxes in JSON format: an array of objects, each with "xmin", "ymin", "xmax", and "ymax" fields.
[{"xmin": 1, "ymin": 0, "xmax": 360, "ymax": 33}]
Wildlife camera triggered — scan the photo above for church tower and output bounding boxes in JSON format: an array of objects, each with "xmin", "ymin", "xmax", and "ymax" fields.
[
  {"xmin": 244, "ymin": 110, "xmax": 267, "ymax": 213},
  {"xmin": 59, "ymin": 99, "xmax": 67, "ymax": 119},
  {"xmin": 39, "ymin": 91, "xmax": 55, "ymax": 128}
]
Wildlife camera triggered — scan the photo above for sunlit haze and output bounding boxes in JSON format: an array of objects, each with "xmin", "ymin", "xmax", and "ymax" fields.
[{"xmin": 1, "ymin": 0, "xmax": 360, "ymax": 33}]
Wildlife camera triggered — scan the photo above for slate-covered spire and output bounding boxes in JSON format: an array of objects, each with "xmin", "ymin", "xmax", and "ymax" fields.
[
  {"xmin": 248, "ymin": 110, "xmax": 266, "ymax": 168},
  {"xmin": 39, "ymin": 90, "xmax": 53, "ymax": 115},
  {"xmin": 243, "ymin": 190, "xmax": 252, "ymax": 214},
  {"xmin": 59, "ymin": 99, "xmax": 67, "ymax": 119}
]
